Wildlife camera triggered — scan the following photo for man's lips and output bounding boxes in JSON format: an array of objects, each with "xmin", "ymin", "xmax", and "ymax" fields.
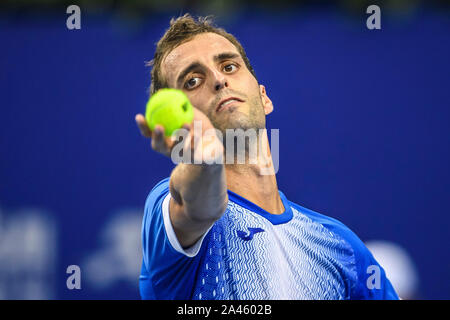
[{"xmin": 216, "ymin": 97, "xmax": 244, "ymax": 112}]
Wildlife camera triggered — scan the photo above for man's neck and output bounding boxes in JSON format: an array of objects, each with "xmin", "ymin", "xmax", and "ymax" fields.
[
  {"xmin": 219, "ymin": 127, "xmax": 284, "ymax": 215},
  {"xmin": 224, "ymin": 163, "xmax": 284, "ymax": 215}
]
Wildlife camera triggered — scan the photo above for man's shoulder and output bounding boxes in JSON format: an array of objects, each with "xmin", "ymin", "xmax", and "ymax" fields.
[
  {"xmin": 286, "ymin": 199, "xmax": 369, "ymax": 258},
  {"xmin": 287, "ymin": 198, "xmax": 399, "ymax": 299},
  {"xmin": 141, "ymin": 177, "xmax": 171, "ymax": 233},
  {"xmin": 144, "ymin": 177, "xmax": 171, "ymax": 209},
  {"xmin": 148, "ymin": 177, "xmax": 171, "ymax": 196}
]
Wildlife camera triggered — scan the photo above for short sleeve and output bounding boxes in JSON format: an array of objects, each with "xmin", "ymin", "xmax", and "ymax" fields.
[
  {"xmin": 349, "ymin": 238, "xmax": 399, "ymax": 300},
  {"xmin": 139, "ymin": 178, "xmax": 209, "ymax": 300},
  {"xmin": 288, "ymin": 201, "xmax": 399, "ymax": 300},
  {"xmin": 321, "ymin": 216, "xmax": 399, "ymax": 299},
  {"xmin": 323, "ymin": 220, "xmax": 399, "ymax": 299}
]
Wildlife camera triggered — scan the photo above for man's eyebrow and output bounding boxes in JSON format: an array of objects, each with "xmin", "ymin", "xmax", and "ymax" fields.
[
  {"xmin": 176, "ymin": 62, "xmax": 203, "ymax": 88},
  {"xmin": 213, "ymin": 52, "xmax": 240, "ymax": 62}
]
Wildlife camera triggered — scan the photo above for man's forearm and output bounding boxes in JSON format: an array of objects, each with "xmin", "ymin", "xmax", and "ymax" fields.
[{"xmin": 170, "ymin": 162, "xmax": 228, "ymax": 222}]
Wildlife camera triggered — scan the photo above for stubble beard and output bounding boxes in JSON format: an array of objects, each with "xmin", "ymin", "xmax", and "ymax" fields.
[{"xmin": 206, "ymin": 92, "xmax": 267, "ymax": 163}]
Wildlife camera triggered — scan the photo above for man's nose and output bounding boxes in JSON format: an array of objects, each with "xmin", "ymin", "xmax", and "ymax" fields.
[{"xmin": 212, "ymin": 71, "xmax": 228, "ymax": 91}]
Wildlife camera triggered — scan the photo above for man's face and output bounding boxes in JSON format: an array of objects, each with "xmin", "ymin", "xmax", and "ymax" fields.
[{"xmin": 161, "ymin": 33, "xmax": 272, "ymax": 134}]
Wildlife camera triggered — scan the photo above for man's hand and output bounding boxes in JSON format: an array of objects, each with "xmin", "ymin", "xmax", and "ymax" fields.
[
  {"xmin": 135, "ymin": 113, "xmax": 182, "ymax": 158},
  {"xmin": 135, "ymin": 107, "xmax": 222, "ymax": 162}
]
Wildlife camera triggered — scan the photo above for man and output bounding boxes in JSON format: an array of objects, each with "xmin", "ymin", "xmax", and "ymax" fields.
[{"xmin": 135, "ymin": 14, "xmax": 398, "ymax": 300}]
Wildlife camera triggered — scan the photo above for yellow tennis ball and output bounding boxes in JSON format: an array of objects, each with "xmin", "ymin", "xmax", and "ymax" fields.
[{"xmin": 145, "ymin": 88, "xmax": 194, "ymax": 137}]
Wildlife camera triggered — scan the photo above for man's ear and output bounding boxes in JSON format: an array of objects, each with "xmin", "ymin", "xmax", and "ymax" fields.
[{"xmin": 259, "ymin": 84, "xmax": 274, "ymax": 115}]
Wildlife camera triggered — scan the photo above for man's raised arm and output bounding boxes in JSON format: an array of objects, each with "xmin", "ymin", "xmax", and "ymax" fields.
[{"xmin": 135, "ymin": 107, "xmax": 228, "ymax": 249}]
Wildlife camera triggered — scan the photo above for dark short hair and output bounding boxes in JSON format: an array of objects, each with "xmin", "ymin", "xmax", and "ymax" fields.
[{"xmin": 147, "ymin": 14, "xmax": 256, "ymax": 95}]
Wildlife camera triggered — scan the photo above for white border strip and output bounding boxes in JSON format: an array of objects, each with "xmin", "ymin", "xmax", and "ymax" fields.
[{"xmin": 162, "ymin": 193, "xmax": 212, "ymax": 257}]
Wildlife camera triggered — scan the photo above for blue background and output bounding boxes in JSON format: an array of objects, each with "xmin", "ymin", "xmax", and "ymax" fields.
[{"xmin": 0, "ymin": 7, "xmax": 449, "ymax": 299}]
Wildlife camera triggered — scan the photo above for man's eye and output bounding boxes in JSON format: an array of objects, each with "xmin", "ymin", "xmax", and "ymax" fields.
[
  {"xmin": 223, "ymin": 64, "xmax": 238, "ymax": 73},
  {"xmin": 184, "ymin": 77, "xmax": 202, "ymax": 89}
]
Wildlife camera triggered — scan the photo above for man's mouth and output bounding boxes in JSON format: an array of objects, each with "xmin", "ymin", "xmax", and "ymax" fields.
[{"xmin": 216, "ymin": 97, "xmax": 244, "ymax": 113}]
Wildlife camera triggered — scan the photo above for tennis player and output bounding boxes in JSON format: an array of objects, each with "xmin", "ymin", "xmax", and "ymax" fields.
[{"xmin": 135, "ymin": 14, "xmax": 399, "ymax": 300}]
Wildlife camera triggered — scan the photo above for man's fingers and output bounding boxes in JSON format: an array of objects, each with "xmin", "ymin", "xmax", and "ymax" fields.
[
  {"xmin": 151, "ymin": 125, "xmax": 171, "ymax": 156},
  {"xmin": 136, "ymin": 115, "xmax": 193, "ymax": 158},
  {"xmin": 135, "ymin": 114, "xmax": 152, "ymax": 138}
]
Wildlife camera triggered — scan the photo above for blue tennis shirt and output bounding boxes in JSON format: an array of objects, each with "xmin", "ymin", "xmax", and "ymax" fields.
[{"xmin": 139, "ymin": 178, "xmax": 399, "ymax": 300}]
